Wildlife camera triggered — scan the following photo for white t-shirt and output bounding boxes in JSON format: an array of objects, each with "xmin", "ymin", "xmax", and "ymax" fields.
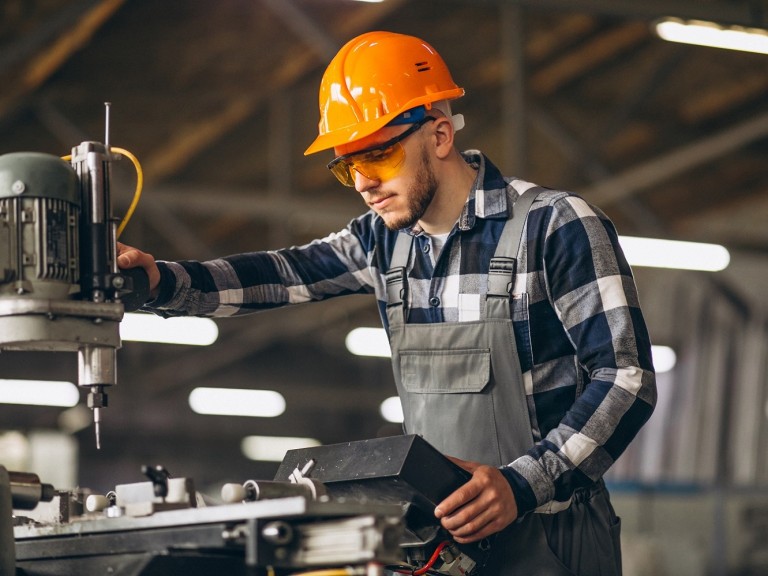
[{"xmin": 428, "ymin": 232, "xmax": 450, "ymax": 266}]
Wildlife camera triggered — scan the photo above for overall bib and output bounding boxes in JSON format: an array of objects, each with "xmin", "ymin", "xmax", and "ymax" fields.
[{"xmin": 385, "ymin": 192, "xmax": 622, "ymax": 576}]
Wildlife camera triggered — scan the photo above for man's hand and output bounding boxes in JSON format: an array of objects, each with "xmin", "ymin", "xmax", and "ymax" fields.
[
  {"xmin": 117, "ymin": 242, "xmax": 161, "ymax": 297},
  {"xmin": 434, "ymin": 456, "xmax": 519, "ymax": 543}
]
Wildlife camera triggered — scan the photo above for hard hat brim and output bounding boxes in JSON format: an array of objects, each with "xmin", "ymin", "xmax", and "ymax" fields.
[{"xmin": 303, "ymin": 88, "xmax": 464, "ymax": 156}]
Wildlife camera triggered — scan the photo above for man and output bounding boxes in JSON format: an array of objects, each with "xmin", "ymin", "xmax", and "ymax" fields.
[{"xmin": 119, "ymin": 31, "xmax": 656, "ymax": 575}]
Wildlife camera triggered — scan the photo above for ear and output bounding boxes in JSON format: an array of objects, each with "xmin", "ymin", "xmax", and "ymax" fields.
[{"xmin": 431, "ymin": 117, "xmax": 455, "ymax": 160}]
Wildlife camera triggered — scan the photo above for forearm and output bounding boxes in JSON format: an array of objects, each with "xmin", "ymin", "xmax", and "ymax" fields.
[
  {"xmin": 502, "ymin": 193, "xmax": 657, "ymax": 514},
  {"xmin": 502, "ymin": 364, "xmax": 656, "ymax": 515},
  {"xmin": 145, "ymin": 229, "xmax": 375, "ymax": 317}
]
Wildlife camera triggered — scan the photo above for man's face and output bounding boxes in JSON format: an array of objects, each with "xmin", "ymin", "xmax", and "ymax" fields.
[{"xmin": 333, "ymin": 122, "xmax": 438, "ymax": 231}]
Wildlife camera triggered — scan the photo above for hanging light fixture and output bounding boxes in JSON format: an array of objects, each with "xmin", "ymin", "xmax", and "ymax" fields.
[
  {"xmin": 0, "ymin": 379, "xmax": 79, "ymax": 407},
  {"xmin": 120, "ymin": 313, "xmax": 219, "ymax": 346},
  {"xmin": 618, "ymin": 236, "xmax": 730, "ymax": 272},
  {"xmin": 655, "ymin": 17, "xmax": 768, "ymax": 55}
]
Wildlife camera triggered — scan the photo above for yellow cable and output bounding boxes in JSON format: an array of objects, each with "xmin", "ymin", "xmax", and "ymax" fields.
[
  {"xmin": 60, "ymin": 147, "xmax": 144, "ymax": 239},
  {"xmin": 110, "ymin": 146, "xmax": 143, "ymax": 239}
]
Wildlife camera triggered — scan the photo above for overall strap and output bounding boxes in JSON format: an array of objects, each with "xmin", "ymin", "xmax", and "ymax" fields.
[
  {"xmin": 487, "ymin": 190, "xmax": 540, "ymax": 299},
  {"xmin": 385, "ymin": 189, "xmax": 540, "ymax": 325},
  {"xmin": 384, "ymin": 232, "xmax": 414, "ymax": 327}
]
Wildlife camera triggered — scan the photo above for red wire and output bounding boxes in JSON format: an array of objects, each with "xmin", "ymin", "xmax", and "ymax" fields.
[{"xmin": 412, "ymin": 540, "xmax": 451, "ymax": 576}]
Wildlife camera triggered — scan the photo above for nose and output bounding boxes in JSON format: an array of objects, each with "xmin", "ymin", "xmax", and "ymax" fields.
[{"xmin": 353, "ymin": 169, "xmax": 380, "ymax": 193}]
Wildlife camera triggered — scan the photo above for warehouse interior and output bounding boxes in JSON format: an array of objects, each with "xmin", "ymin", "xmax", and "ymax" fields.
[{"xmin": 1, "ymin": 1, "xmax": 768, "ymax": 574}]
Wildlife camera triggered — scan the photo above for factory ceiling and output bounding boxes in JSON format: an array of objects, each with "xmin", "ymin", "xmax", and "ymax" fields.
[{"xmin": 1, "ymin": 0, "xmax": 767, "ymax": 493}]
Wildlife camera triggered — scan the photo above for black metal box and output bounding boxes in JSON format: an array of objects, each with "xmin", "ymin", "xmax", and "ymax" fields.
[{"xmin": 275, "ymin": 434, "xmax": 471, "ymax": 544}]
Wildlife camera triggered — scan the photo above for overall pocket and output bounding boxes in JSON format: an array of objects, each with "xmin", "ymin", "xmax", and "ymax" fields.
[{"xmin": 400, "ymin": 348, "xmax": 502, "ymax": 464}]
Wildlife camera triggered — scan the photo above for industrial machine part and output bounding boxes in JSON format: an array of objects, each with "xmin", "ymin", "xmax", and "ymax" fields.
[
  {"xmin": 276, "ymin": 434, "xmax": 485, "ymax": 574},
  {"xmin": 275, "ymin": 435, "xmax": 472, "ymax": 507},
  {"xmin": 1, "ymin": 466, "xmax": 56, "ymax": 575},
  {"xmin": 220, "ymin": 478, "xmax": 317, "ymax": 504},
  {"xmin": 8, "ymin": 464, "xmax": 403, "ymax": 576},
  {"xmin": 1, "ymin": 471, "xmax": 55, "ymax": 511},
  {"xmin": 6, "ymin": 436, "xmax": 483, "ymax": 575},
  {"xmin": 0, "ymin": 105, "xmax": 148, "ymax": 448}
]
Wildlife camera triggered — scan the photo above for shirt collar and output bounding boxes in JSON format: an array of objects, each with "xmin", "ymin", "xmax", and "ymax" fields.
[
  {"xmin": 457, "ymin": 150, "xmax": 510, "ymax": 231},
  {"xmin": 405, "ymin": 150, "xmax": 510, "ymax": 236}
]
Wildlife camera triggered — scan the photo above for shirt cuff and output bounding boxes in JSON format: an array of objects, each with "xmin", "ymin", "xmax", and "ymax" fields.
[
  {"xmin": 499, "ymin": 465, "xmax": 539, "ymax": 516},
  {"xmin": 145, "ymin": 261, "xmax": 177, "ymax": 308}
]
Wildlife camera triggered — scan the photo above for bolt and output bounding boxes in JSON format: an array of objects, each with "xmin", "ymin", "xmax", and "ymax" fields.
[{"xmin": 11, "ymin": 180, "xmax": 25, "ymax": 195}]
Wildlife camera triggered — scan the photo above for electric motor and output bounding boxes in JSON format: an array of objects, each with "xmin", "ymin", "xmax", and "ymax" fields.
[{"xmin": 0, "ymin": 152, "xmax": 80, "ymax": 301}]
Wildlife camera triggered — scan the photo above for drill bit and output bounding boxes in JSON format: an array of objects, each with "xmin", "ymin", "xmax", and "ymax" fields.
[
  {"xmin": 94, "ymin": 406, "xmax": 102, "ymax": 450},
  {"xmin": 85, "ymin": 383, "xmax": 108, "ymax": 450}
]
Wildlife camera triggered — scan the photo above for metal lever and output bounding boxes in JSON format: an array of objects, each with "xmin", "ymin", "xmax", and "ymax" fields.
[
  {"xmin": 288, "ymin": 459, "xmax": 327, "ymax": 500},
  {"xmin": 141, "ymin": 465, "xmax": 171, "ymax": 499}
]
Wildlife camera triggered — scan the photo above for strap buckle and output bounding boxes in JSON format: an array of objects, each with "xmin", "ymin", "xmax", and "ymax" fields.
[
  {"xmin": 385, "ymin": 266, "xmax": 408, "ymax": 307},
  {"xmin": 487, "ymin": 257, "xmax": 517, "ymax": 298}
]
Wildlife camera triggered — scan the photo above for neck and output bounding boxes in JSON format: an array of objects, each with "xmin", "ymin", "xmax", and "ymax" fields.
[{"xmin": 418, "ymin": 152, "xmax": 477, "ymax": 235}]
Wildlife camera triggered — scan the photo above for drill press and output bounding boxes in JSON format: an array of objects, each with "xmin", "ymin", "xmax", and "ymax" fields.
[{"xmin": 0, "ymin": 108, "xmax": 146, "ymax": 448}]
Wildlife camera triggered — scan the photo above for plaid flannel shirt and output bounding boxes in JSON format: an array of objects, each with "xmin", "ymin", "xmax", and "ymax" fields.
[{"xmin": 149, "ymin": 150, "xmax": 656, "ymax": 515}]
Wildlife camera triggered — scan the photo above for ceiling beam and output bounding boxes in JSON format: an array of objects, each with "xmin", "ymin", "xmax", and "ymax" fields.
[
  {"xmin": 528, "ymin": 102, "xmax": 667, "ymax": 237},
  {"xmin": 529, "ymin": 20, "xmax": 649, "ymax": 96},
  {"xmin": 0, "ymin": 1, "xmax": 93, "ymax": 75},
  {"xmin": 260, "ymin": 0, "xmax": 339, "ymax": 61},
  {"xmin": 464, "ymin": 0, "xmax": 761, "ymax": 26},
  {"xmin": 0, "ymin": 0, "xmax": 126, "ymax": 120},
  {"xmin": 145, "ymin": 186, "xmax": 360, "ymax": 229},
  {"xmin": 142, "ymin": 0, "xmax": 409, "ymax": 184},
  {"xmin": 581, "ymin": 110, "xmax": 768, "ymax": 207}
]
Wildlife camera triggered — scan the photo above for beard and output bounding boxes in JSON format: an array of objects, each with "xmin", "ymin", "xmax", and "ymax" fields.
[{"xmin": 381, "ymin": 145, "xmax": 438, "ymax": 231}]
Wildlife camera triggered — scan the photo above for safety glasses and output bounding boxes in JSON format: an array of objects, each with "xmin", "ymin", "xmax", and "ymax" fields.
[{"xmin": 327, "ymin": 116, "xmax": 435, "ymax": 187}]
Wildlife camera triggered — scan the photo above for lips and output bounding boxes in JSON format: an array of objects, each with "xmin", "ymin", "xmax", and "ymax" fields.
[{"xmin": 369, "ymin": 194, "xmax": 394, "ymax": 210}]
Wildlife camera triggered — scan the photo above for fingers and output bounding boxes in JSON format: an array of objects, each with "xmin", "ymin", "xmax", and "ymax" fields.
[
  {"xmin": 445, "ymin": 455, "xmax": 480, "ymax": 473},
  {"xmin": 115, "ymin": 242, "xmax": 160, "ymax": 295},
  {"xmin": 448, "ymin": 507, "xmax": 500, "ymax": 543},
  {"xmin": 435, "ymin": 474, "xmax": 482, "ymax": 519},
  {"xmin": 441, "ymin": 490, "xmax": 509, "ymax": 543},
  {"xmin": 435, "ymin": 465, "xmax": 518, "ymax": 543},
  {"xmin": 116, "ymin": 242, "xmax": 142, "ymax": 268}
]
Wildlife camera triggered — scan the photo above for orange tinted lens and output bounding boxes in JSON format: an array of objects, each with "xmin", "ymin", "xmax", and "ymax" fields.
[
  {"xmin": 328, "ymin": 141, "xmax": 406, "ymax": 187},
  {"xmin": 330, "ymin": 161, "xmax": 356, "ymax": 187},
  {"xmin": 351, "ymin": 143, "xmax": 405, "ymax": 182}
]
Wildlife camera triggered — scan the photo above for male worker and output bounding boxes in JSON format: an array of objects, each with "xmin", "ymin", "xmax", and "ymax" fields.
[{"xmin": 119, "ymin": 31, "xmax": 656, "ymax": 575}]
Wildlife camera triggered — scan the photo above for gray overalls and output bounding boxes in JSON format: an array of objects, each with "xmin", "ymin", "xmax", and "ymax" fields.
[{"xmin": 385, "ymin": 191, "xmax": 623, "ymax": 576}]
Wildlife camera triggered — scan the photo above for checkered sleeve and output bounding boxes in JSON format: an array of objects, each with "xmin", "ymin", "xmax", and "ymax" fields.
[
  {"xmin": 147, "ymin": 218, "xmax": 378, "ymax": 317},
  {"xmin": 503, "ymin": 193, "xmax": 657, "ymax": 514}
]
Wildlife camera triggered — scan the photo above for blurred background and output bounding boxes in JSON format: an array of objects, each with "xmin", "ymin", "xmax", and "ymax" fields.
[{"xmin": 1, "ymin": 1, "xmax": 768, "ymax": 574}]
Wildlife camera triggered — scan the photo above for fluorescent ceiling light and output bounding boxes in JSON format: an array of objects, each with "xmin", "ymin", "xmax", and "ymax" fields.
[
  {"xmin": 655, "ymin": 17, "xmax": 768, "ymax": 55},
  {"xmin": 0, "ymin": 379, "xmax": 79, "ymax": 407},
  {"xmin": 345, "ymin": 327, "xmax": 391, "ymax": 357},
  {"xmin": 652, "ymin": 345, "xmax": 677, "ymax": 373},
  {"xmin": 380, "ymin": 396, "xmax": 404, "ymax": 423},
  {"xmin": 120, "ymin": 313, "xmax": 218, "ymax": 346},
  {"xmin": 618, "ymin": 236, "xmax": 730, "ymax": 271},
  {"xmin": 188, "ymin": 387, "xmax": 285, "ymax": 417},
  {"xmin": 241, "ymin": 435, "xmax": 320, "ymax": 462}
]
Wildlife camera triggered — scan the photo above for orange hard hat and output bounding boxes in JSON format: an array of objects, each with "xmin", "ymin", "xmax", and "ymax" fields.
[{"xmin": 304, "ymin": 31, "xmax": 464, "ymax": 155}]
